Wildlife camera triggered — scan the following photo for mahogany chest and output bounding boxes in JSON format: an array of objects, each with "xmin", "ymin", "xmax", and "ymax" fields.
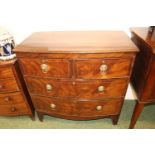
[
  {"xmin": 129, "ymin": 27, "xmax": 155, "ymax": 128},
  {"xmin": 0, "ymin": 59, "xmax": 34, "ymax": 119},
  {"xmin": 14, "ymin": 31, "xmax": 138, "ymax": 124}
]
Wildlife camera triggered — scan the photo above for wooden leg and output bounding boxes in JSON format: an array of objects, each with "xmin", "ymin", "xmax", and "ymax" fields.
[
  {"xmin": 129, "ymin": 101, "xmax": 144, "ymax": 129},
  {"xmin": 111, "ymin": 115, "xmax": 120, "ymax": 125},
  {"xmin": 37, "ymin": 112, "xmax": 44, "ymax": 122},
  {"xmin": 29, "ymin": 115, "xmax": 35, "ymax": 121}
]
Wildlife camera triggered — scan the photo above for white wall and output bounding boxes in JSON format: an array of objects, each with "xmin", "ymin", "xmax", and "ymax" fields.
[{"xmin": 0, "ymin": 0, "xmax": 154, "ymax": 99}]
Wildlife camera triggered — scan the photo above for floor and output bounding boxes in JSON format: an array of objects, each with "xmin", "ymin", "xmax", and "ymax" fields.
[{"xmin": 0, "ymin": 100, "xmax": 155, "ymax": 129}]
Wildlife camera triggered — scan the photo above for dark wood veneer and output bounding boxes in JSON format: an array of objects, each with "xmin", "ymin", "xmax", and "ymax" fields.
[
  {"xmin": 14, "ymin": 31, "xmax": 138, "ymax": 123},
  {"xmin": 25, "ymin": 77, "xmax": 128, "ymax": 99},
  {"xmin": 75, "ymin": 58, "xmax": 132, "ymax": 79},
  {"xmin": 0, "ymin": 59, "xmax": 34, "ymax": 119},
  {"xmin": 129, "ymin": 27, "xmax": 155, "ymax": 128},
  {"xmin": 20, "ymin": 58, "xmax": 71, "ymax": 78}
]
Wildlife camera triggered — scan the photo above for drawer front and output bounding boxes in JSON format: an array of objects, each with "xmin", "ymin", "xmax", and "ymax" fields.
[
  {"xmin": 25, "ymin": 77, "xmax": 128, "ymax": 98},
  {"xmin": 76, "ymin": 78, "xmax": 128, "ymax": 99},
  {"xmin": 0, "ymin": 78, "xmax": 19, "ymax": 92},
  {"xmin": 25, "ymin": 77, "xmax": 76, "ymax": 97},
  {"xmin": 19, "ymin": 58, "xmax": 71, "ymax": 78},
  {"xmin": 0, "ymin": 92, "xmax": 26, "ymax": 105},
  {"xmin": 31, "ymin": 96, "xmax": 122, "ymax": 117},
  {"xmin": 0, "ymin": 67, "xmax": 14, "ymax": 79},
  {"xmin": 31, "ymin": 96, "xmax": 76, "ymax": 116},
  {"xmin": 0, "ymin": 92, "xmax": 30, "ymax": 115},
  {"xmin": 75, "ymin": 59, "xmax": 132, "ymax": 79},
  {"xmin": 0, "ymin": 104, "xmax": 29, "ymax": 115},
  {"xmin": 76, "ymin": 99, "xmax": 122, "ymax": 117}
]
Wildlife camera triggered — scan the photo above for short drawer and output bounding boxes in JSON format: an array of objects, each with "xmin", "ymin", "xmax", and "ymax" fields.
[
  {"xmin": 25, "ymin": 77, "xmax": 128, "ymax": 99},
  {"xmin": 0, "ymin": 78, "xmax": 19, "ymax": 92},
  {"xmin": 19, "ymin": 58, "xmax": 71, "ymax": 78},
  {"xmin": 0, "ymin": 67, "xmax": 14, "ymax": 79},
  {"xmin": 31, "ymin": 96, "xmax": 122, "ymax": 117},
  {"xmin": 75, "ymin": 59, "xmax": 132, "ymax": 79}
]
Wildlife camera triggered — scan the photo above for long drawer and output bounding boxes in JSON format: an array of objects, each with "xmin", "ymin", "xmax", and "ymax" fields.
[
  {"xmin": 75, "ymin": 58, "xmax": 132, "ymax": 79},
  {"xmin": 31, "ymin": 96, "xmax": 122, "ymax": 117},
  {"xmin": 25, "ymin": 77, "xmax": 128, "ymax": 99}
]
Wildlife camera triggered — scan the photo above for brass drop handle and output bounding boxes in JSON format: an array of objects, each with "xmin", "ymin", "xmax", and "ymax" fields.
[
  {"xmin": 98, "ymin": 86, "xmax": 105, "ymax": 92},
  {"xmin": 100, "ymin": 64, "xmax": 108, "ymax": 73},
  {"xmin": 96, "ymin": 105, "xmax": 103, "ymax": 111},
  {"xmin": 41, "ymin": 64, "xmax": 49, "ymax": 73},
  {"xmin": 46, "ymin": 84, "xmax": 53, "ymax": 91},
  {"xmin": 50, "ymin": 103, "xmax": 56, "ymax": 109},
  {"xmin": 4, "ymin": 96, "xmax": 11, "ymax": 102},
  {"xmin": 11, "ymin": 107, "xmax": 16, "ymax": 112}
]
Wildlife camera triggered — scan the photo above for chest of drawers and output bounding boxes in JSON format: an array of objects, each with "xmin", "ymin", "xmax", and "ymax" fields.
[
  {"xmin": 0, "ymin": 59, "xmax": 34, "ymax": 119},
  {"xmin": 129, "ymin": 27, "xmax": 155, "ymax": 128},
  {"xmin": 14, "ymin": 31, "xmax": 138, "ymax": 124}
]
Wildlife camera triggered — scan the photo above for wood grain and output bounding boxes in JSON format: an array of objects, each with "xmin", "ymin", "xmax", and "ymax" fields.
[
  {"xmin": 0, "ymin": 92, "xmax": 25, "ymax": 105},
  {"xmin": 0, "ymin": 78, "xmax": 19, "ymax": 92},
  {"xmin": 14, "ymin": 31, "xmax": 138, "ymax": 53},
  {"xmin": 129, "ymin": 27, "xmax": 155, "ymax": 128},
  {"xmin": 25, "ymin": 77, "xmax": 128, "ymax": 99},
  {"xmin": 0, "ymin": 67, "xmax": 14, "ymax": 79},
  {"xmin": 140, "ymin": 60, "xmax": 155, "ymax": 101},
  {"xmin": 19, "ymin": 58, "xmax": 71, "ymax": 78},
  {"xmin": 0, "ymin": 104, "xmax": 29, "ymax": 116},
  {"xmin": 75, "ymin": 58, "xmax": 132, "ymax": 79},
  {"xmin": 14, "ymin": 31, "xmax": 138, "ymax": 122},
  {"xmin": 32, "ymin": 96, "xmax": 122, "ymax": 119},
  {"xmin": 0, "ymin": 60, "xmax": 34, "ymax": 118}
]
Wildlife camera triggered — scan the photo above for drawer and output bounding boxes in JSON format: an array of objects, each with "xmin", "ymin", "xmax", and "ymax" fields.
[
  {"xmin": 75, "ymin": 59, "xmax": 132, "ymax": 79},
  {"xmin": 75, "ymin": 78, "xmax": 128, "ymax": 99},
  {"xmin": 0, "ymin": 92, "xmax": 29, "ymax": 115},
  {"xmin": 25, "ymin": 77, "xmax": 76, "ymax": 97},
  {"xmin": 76, "ymin": 99, "xmax": 122, "ymax": 117},
  {"xmin": 25, "ymin": 77, "xmax": 128, "ymax": 98},
  {"xmin": 0, "ymin": 104, "xmax": 29, "ymax": 116},
  {"xmin": 31, "ymin": 96, "xmax": 122, "ymax": 117},
  {"xmin": 0, "ymin": 67, "xmax": 14, "ymax": 79},
  {"xmin": 31, "ymin": 96, "xmax": 76, "ymax": 116},
  {"xmin": 0, "ymin": 92, "xmax": 26, "ymax": 105},
  {"xmin": 0, "ymin": 78, "xmax": 19, "ymax": 92},
  {"xmin": 19, "ymin": 58, "xmax": 71, "ymax": 78}
]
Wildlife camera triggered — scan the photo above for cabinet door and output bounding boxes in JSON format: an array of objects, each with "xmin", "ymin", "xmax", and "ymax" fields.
[{"xmin": 141, "ymin": 59, "xmax": 155, "ymax": 102}]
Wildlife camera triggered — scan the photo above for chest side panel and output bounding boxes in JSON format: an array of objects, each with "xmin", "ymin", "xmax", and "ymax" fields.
[
  {"xmin": 130, "ymin": 33, "xmax": 152, "ymax": 100},
  {"xmin": 140, "ymin": 59, "xmax": 155, "ymax": 101}
]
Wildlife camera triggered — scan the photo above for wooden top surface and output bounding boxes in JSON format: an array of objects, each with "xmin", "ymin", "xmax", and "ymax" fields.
[
  {"xmin": 14, "ymin": 31, "xmax": 138, "ymax": 53},
  {"xmin": 130, "ymin": 27, "xmax": 155, "ymax": 54}
]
